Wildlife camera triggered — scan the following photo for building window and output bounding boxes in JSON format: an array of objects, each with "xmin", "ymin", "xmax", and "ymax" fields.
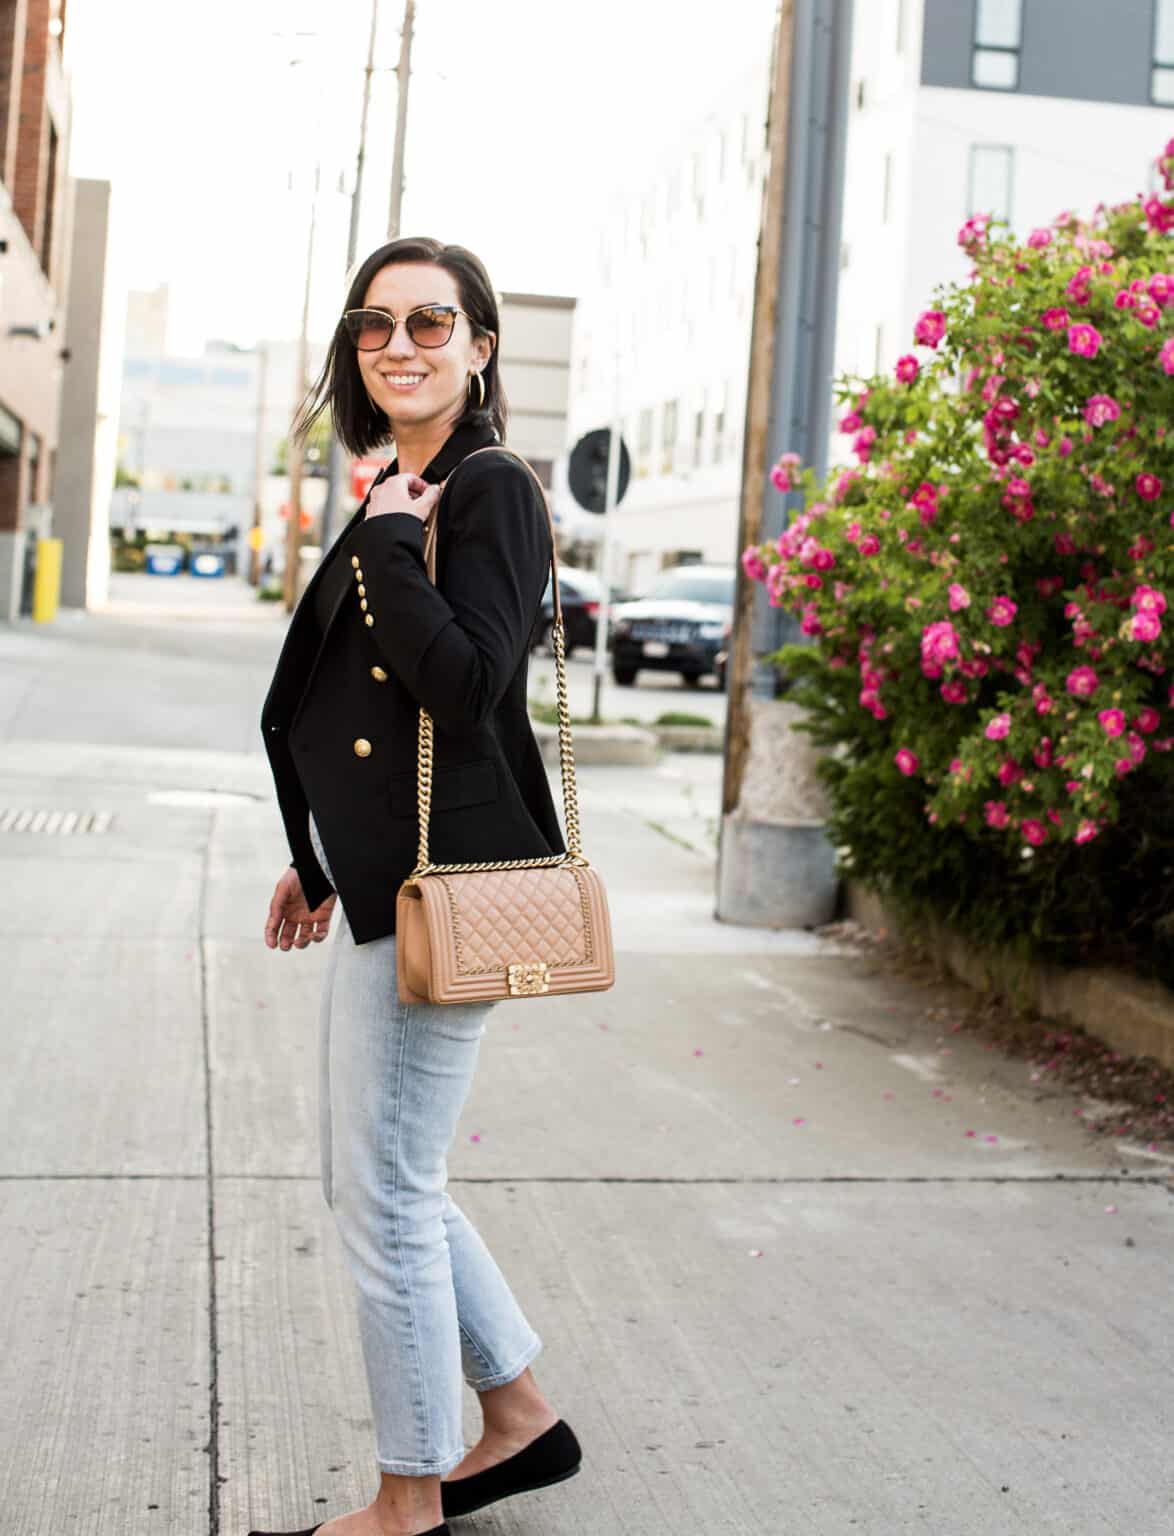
[
  {"xmin": 873, "ymin": 324, "xmax": 885, "ymax": 376},
  {"xmin": 1153, "ymin": 0, "xmax": 1174, "ymax": 104},
  {"xmin": 637, "ymin": 407, "xmax": 653, "ymax": 477},
  {"xmin": 529, "ymin": 458, "xmax": 553, "ymax": 490},
  {"xmin": 41, "ymin": 122, "xmax": 59, "ymax": 275},
  {"xmin": 661, "ymin": 399, "xmax": 678, "ymax": 476},
  {"xmin": 967, "ymin": 143, "xmax": 1015, "ymax": 223},
  {"xmin": 713, "ymin": 390, "xmax": 726, "ymax": 464},
  {"xmin": 971, "ymin": 0, "xmax": 1022, "ymax": 91},
  {"xmin": 882, "ymin": 152, "xmax": 894, "ymax": 222},
  {"xmin": 693, "ymin": 407, "xmax": 706, "ymax": 468}
]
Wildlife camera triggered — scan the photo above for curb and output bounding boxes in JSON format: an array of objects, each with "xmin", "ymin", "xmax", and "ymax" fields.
[
  {"xmin": 645, "ymin": 724, "xmax": 723, "ymax": 753},
  {"xmin": 530, "ymin": 719, "xmax": 660, "ymax": 767},
  {"xmin": 846, "ymin": 882, "xmax": 1174, "ymax": 1071}
]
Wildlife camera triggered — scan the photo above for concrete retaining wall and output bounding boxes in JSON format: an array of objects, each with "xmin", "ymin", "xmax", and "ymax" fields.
[{"xmin": 846, "ymin": 882, "xmax": 1174, "ymax": 1071}]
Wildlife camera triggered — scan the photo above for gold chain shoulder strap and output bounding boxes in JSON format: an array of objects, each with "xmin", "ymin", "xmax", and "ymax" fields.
[{"xmin": 410, "ymin": 444, "xmax": 585, "ymax": 878}]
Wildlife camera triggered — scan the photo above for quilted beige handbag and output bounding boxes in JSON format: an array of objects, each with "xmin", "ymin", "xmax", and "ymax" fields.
[{"xmin": 395, "ymin": 446, "xmax": 615, "ymax": 1005}]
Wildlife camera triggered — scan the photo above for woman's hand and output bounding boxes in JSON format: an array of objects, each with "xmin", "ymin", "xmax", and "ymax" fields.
[
  {"xmin": 264, "ymin": 867, "xmax": 337, "ymax": 951},
  {"xmin": 366, "ymin": 472, "xmax": 441, "ymax": 523}
]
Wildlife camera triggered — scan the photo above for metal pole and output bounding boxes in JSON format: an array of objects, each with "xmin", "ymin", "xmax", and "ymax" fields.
[
  {"xmin": 387, "ymin": 0, "xmax": 415, "ymax": 240},
  {"xmin": 589, "ymin": 358, "xmax": 623, "ymax": 724},
  {"xmin": 322, "ymin": 0, "xmax": 381, "ymax": 551},
  {"xmin": 249, "ymin": 343, "xmax": 268, "ymax": 586},
  {"xmin": 284, "ymin": 163, "xmax": 321, "ymax": 614}
]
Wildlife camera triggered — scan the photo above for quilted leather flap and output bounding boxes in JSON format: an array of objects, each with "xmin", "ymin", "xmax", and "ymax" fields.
[{"xmin": 441, "ymin": 865, "xmax": 593, "ymax": 973}]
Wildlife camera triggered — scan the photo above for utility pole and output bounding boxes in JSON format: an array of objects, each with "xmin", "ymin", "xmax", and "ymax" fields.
[
  {"xmin": 387, "ymin": 0, "xmax": 415, "ymax": 239},
  {"xmin": 284, "ymin": 163, "xmax": 321, "ymax": 613},
  {"xmin": 715, "ymin": 0, "xmax": 855, "ymax": 927},
  {"xmin": 322, "ymin": 0, "xmax": 381, "ymax": 551},
  {"xmin": 249, "ymin": 343, "xmax": 268, "ymax": 586}
]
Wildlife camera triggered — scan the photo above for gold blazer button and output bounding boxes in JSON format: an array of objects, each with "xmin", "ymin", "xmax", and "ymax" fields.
[
  {"xmin": 350, "ymin": 555, "xmax": 360, "ymax": 568},
  {"xmin": 365, "ymin": 614, "xmax": 374, "ymax": 627},
  {"xmin": 370, "ymin": 666, "xmax": 388, "ymax": 682},
  {"xmin": 353, "ymin": 738, "xmax": 372, "ymax": 758}
]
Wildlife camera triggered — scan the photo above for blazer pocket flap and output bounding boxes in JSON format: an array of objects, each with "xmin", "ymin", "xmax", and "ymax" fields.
[{"xmin": 389, "ymin": 758, "xmax": 498, "ymax": 818}]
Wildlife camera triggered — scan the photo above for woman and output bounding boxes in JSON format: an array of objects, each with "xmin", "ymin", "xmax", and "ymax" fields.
[{"xmin": 253, "ymin": 238, "xmax": 582, "ymax": 1536}]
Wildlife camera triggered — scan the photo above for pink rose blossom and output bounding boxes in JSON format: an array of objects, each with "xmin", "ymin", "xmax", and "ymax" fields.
[
  {"xmin": 1136, "ymin": 707, "xmax": 1161, "ymax": 733},
  {"xmin": 894, "ymin": 748, "xmax": 919, "ymax": 777},
  {"xmin": 987, "ymin": 596, "xmax": 1018, "ymax": 627},
  {"xmin": 1084, "ymin": 394, "xmax": 1120, "ymax": 427},
  {"xmin": 1066, "ymin": 665, "xmax": 1099, "ymax": 698},
  {"xmin": 914, "ymin": 309, "xmax": 946, "ymax": 348},
  {"xmin": 895, "ymin": 354, "xmax": 920, "ymax": 384},
  {"xmin": 1027, "ymin": 227, "xmax": 1053, "ymax": 249},
  {"xmin": 1041, "ymin": 307, "xmax": 1069, "ymax": 331},
  {"xmin": 1132, "ymin": 585, "xmax": 1168, "ymax": 615},
  {"xmin": 1075, "ymin": 820, "xmax": 1100, "ymax": 844},
  {"xmin": 948, "ymin": 583, "xmax": 970, "ymax": 611},
  {"xmin": 1098, "ymin": 708, "xmax": 1126, "ymax": 737},
  {"xmin": 1021, "ymin": 820, "xmax": 1047, "ymax": 846},
  {"xmin": 1160, "ymin": 338, "xmax": 1174, "ymax": 376},
  {"xmin": 741, "ymin": 547, "xmax": 766, "ymax": 583},
  {"xmin": 985, "ymin": 713, "xmax": 1012, "ymax": 741},
  {"xmin": 921, "ymin": 620, "xmax": 960, "ymax": 672},
  {"xmin": 1131, "ymin": 610, "xmax": 1162, "ymax": 642},
  {"xmin": 1067, "ymin": 322, "xmax": 1102, "ymax": 358},
  {"xmin": 984, "ymin": 801, "xmax": 1010, "ymax": 829},
  {"xmin": 839, "ymin": 411, "xmax": 863, "ymax": 433},
  {"xmin": 1136, "ymin": 472, "xmax": 1162, "ymax": 501},
  {"xmin": 858, "ymin": 533, "xmax": 881, "ymax": 557}
]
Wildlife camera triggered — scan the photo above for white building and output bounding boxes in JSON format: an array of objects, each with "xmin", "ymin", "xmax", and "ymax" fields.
[
  {"xmin": 568, "ymin": 0, "xmax": 1174, "ymax": 592},
  {"xmin": 836, "ymin": 0, "xmax": 1174, "ymax": 418},
  {"xmin": 566, "ymin": 51, "xmax": 773, "ymax": 596}
]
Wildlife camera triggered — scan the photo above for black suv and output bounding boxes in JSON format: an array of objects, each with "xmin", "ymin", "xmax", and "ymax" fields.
[{"xmin": 609, "ymin": 564, "xmax": 735, "ymax": 686}]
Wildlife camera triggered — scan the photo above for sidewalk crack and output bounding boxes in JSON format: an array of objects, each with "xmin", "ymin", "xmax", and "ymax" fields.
[{"xmin": 199, "ymin": 810, "xmax": 221, "ymax": 1535}]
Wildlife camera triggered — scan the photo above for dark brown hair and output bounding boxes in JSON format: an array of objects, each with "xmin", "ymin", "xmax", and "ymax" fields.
[{"xmin": 291, "ymin": 236, "xmax": 508, "ymax": 455}]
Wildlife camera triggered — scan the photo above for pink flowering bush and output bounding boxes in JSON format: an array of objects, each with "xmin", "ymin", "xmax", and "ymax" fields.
[{"xmin": 748, "ymin": 143, "xmax": 1174, "ymax": 980}]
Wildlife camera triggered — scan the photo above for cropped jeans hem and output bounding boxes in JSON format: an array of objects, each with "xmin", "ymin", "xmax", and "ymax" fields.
[
  {"xmin": 465, "ymin": 1333, "xmax": 544, "ymax": 1392},
  {"xmin": 376, "ymin": 1445, "xmax": 470, "ymax": 1478}
]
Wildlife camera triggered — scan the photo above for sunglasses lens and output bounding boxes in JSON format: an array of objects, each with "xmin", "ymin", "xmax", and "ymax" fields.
[
  {"xmin": 406, "ymin": 306, "xmax": 457, "ymax": 347},
  {"xmin": 345, "ymin": 310, "xmax": 393, "ymax": 350}
]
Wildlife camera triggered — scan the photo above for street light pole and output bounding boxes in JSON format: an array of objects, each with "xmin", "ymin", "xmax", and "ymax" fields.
[
  {"xmin": 283, "ymin": 163, "xmax": 321, "ymax": 614},
  {"xmin": 249, "ymin": 343, "xmax": 268, "ymax": 586},
  {"xmin": 387, "ymin": 0, "xmax": 415, "ymax": 239}
]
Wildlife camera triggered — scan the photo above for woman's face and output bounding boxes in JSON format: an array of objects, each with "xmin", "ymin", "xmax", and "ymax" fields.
[{"xmin": 355, "ymin": 261, "xmax": 494, "ymax": 435}]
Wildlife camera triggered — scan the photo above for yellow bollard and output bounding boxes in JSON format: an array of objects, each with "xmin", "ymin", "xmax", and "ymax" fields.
[{"xmin": 32, "ymin": 537, "xmax": 63, "ymax": 624}]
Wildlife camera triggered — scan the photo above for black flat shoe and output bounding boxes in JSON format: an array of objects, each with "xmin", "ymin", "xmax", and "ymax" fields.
[
  {"xmin": 441, "ymin": 1418, "xmax": 582, "ymax": 1519},
  {"xmin": 248, "ymin": 1525, "xmax": 448, "ymax": 1535}
]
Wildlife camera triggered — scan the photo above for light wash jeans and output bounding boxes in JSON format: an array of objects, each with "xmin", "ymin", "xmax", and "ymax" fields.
[{"xmin": 308, "ymin": 815, "xmax": 543, "ymax": 1476}]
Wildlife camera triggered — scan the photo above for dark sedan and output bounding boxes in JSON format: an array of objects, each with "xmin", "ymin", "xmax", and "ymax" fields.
[
  {"xmin": 529, "ymin": 566, "xmax": 628, "ymax": 655},
  {"xmin": 609, "ymin": 564, "xmax": 735, "ymax": 686}
]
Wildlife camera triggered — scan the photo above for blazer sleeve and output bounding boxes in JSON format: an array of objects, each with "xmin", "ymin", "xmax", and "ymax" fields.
[{"xmin": 343, "ymin": 453, "xmax": 551, "ymax": 733}]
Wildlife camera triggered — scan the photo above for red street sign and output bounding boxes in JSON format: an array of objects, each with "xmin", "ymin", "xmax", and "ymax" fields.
[{"xmin": 351, "ymin": 456, "xmax": 390, "ymax": 500}]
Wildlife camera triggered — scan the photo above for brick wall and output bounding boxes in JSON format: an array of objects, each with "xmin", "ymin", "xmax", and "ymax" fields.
[
  {"xmin": 13, "ymin": 0, "xmax": 49, "ymax": 256},
  {"xmin": 0, "ymin": 0, "xmax": 29, "ymax": 195}
]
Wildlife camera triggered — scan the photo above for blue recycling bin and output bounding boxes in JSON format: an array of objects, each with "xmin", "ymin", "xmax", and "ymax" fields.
[
  {"xmin": 190, "ymin": 551, "xmax": 226, "ymax": 579},
  {"xmin": 145, "ymin": 544, "xmax": 184, "ymax": 576}
]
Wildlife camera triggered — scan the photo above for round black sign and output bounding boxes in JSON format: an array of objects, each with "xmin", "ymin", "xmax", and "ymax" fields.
[{"xmin": 568, "ymin": 428, "xmax": 631, "ymax": 514}]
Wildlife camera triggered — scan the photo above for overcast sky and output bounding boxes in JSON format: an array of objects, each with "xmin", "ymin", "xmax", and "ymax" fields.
[{"xmin": 65, "ymin": 0, "xmax": 777, "ymax": 355}]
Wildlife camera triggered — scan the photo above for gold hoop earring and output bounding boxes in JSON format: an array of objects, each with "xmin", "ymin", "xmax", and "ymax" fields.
[{"xmin": 469, "ymin": 370, "xmax": 486, "ymax": 409}]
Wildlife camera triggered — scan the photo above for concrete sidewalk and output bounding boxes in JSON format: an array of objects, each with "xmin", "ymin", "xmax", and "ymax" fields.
[{"xmin": 1, "ymin": 608, "xmax": 1172, "ymax": 1535}]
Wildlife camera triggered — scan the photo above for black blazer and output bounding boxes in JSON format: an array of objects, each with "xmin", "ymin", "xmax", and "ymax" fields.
[{"xmin": 260, "ymin": 418, "xmax": 565, "ymax": 944}]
